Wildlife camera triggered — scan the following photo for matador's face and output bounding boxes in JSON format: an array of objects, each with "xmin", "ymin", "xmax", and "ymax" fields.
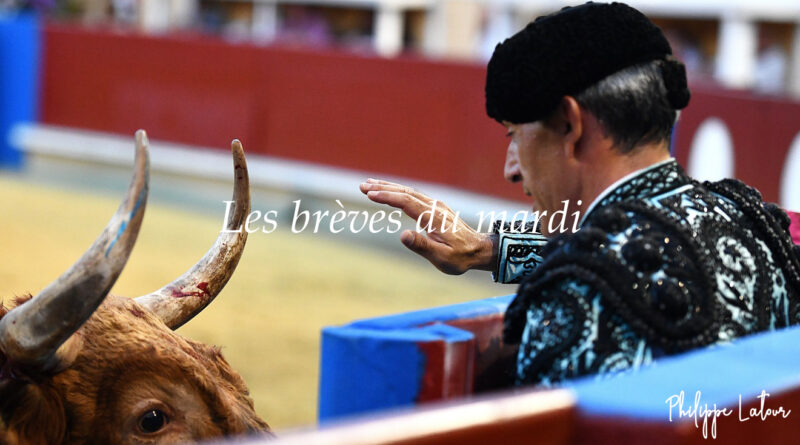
[{"xmin": 502, "ymin": 118, "xmax": 579, "ymax": 234}]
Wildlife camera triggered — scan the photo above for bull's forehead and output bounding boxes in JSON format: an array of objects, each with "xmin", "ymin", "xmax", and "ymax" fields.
[
  {"xmin": 71, "ymin": 295, "xmax": 247, "ymax": 388},
  {"xmin": 92, "ymin": 295, "xmax": 173, "ymax": 332},
  {"xmin": 55, "ymin": 294, "xmax": 244, "ymax": 402},
  {"xmin": 78, "ymin": 295, "xmax": 201, "ymax": 357}
]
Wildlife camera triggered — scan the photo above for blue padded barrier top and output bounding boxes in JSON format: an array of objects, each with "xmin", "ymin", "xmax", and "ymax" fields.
[
  {"xmin": 348, "ymin": 295, "xmax": 513, "ymax": 330},
  {"xmin": 567, "ymin": 324, "xmax": 800, "ymax": 420}
]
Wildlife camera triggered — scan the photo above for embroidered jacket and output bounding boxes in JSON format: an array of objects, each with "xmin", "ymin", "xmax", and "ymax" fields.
[{"xmin": 500, "ymin": 160, "xmax": 800, "ymax": 386}]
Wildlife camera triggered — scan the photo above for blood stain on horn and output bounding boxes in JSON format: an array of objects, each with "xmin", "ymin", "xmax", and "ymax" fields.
[{"xmin": 169, "ymin": 282, "xmax": 210, "ymax": 299}]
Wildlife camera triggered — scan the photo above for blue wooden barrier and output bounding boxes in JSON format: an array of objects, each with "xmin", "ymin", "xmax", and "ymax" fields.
[
  {"xmin": 0, "ymin": 13, "xmax": 40, "ymax": 168},
  {"xmin": 318, "ymin": 295, "xmax": 514, "ymax": 422}
]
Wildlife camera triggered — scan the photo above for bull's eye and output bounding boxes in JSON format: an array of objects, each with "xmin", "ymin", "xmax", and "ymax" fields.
[{"xmin": 138, "ymin": 410, "xmax": 169, "ymax": 434}]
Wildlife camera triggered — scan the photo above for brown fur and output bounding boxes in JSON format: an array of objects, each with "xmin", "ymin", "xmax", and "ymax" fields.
[{"xmin": 0, "ymin": 295, "xmax": 271, "ymax": 444}]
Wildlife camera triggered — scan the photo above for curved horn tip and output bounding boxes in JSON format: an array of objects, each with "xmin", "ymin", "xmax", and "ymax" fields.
[
  {"xmin": 135, "ymin": 136, "xmax": 250, "ymax": 330},
  {"xmin": 135, "ymin": 129, "xmax": 149, "ymax": 146},
  {"xmin": 231, "ymin": 140, "xmax": 247, "ymax": 168}
]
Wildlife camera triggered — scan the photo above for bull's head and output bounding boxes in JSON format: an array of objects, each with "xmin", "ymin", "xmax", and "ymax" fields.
[{"xmin": 0, "ymin": 131, "xmax": 270, "ymax": 444}]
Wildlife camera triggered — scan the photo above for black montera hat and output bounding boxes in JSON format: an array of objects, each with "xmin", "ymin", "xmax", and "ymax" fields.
[{"xmin": 485, "ymin": 2, "xmax": 691, "ymax": 124}]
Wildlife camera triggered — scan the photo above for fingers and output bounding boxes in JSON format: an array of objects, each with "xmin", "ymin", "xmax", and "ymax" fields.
[
  {"xmin": 365, "ymin": 190, "xmax": 429, "ymax": 221},
  {"xmin": 361, "ymin": 183, "xmax": 418, "ymax": 197},
  {"xmin": 366, "ymin": 191, "xmax": 456, "ymax": 234},
  {"xmin": 363, "ymin": 179, "xmax": 457, "ymax": 213},
  {"xmin": 401, "ymin": 230, "xmax": 432, "ymax": 255},
  {"xmin": 359, "ymin": 178, "xmax": 406, "ymax": 193},
  {"xmin": 360, "ymin": 179, "xmax": 434, "ymax": 206},
  {"xmin": 365, "ymin": 178, "xmax": 404, "ymax": 187}
]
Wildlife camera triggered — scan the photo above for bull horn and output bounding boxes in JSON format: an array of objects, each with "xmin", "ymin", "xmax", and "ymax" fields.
[
  {"xmin": 135, "ymin": 140, "xmax": 250, "ymax": 330},
  {"xmin": 0, "ymin": 130, "xmax": 150, "ymax": 369}
]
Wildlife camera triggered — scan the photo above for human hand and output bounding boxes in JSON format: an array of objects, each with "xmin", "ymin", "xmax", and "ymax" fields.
[{"xmin": 359, "ymin": 179, "xmax": 497, "ymax": 275}]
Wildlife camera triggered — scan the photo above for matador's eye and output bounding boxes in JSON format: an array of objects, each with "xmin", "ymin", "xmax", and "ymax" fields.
[{"xmin": 138, "ymin": 409, "xmax": 169, "ymax": 434}]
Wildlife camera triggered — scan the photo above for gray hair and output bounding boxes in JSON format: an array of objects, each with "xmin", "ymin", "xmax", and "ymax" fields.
[{"xmin": 574, "ymin": 60, "xmax": 679, "ymax": 154}]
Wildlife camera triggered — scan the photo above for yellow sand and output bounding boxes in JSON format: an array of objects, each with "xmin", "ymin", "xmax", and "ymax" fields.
[{"xmin": 0, "ymin": 175, "xmax": 504, "ymax": 430}]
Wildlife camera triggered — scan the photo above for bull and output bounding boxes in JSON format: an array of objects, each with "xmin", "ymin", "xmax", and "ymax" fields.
[{"xmin": 0, "ymin": 131, "xmax": 272, "ymax": 444}]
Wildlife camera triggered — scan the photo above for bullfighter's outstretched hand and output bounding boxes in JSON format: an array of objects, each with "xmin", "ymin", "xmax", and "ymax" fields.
[{"xmin": 360, "ymin": 178, "xmax": 497, "ymax": 275}]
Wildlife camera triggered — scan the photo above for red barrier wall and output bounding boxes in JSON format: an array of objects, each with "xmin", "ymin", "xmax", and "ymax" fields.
[
  {"xmin": 40, "ymin": 24, "xmax": 800, "ymax": 205},
  {"xmin": 41, "ymin": 24, "xmax": 517, "ymax": 199},
  {"xmin": 671, "ymin": 88, "xmax": 800, "ymax": 206}
]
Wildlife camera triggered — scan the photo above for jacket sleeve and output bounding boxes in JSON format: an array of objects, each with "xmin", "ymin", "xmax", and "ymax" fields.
[{"xmin": 490, "ymin": 220, "xmax": 548, "ymax": 284}]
